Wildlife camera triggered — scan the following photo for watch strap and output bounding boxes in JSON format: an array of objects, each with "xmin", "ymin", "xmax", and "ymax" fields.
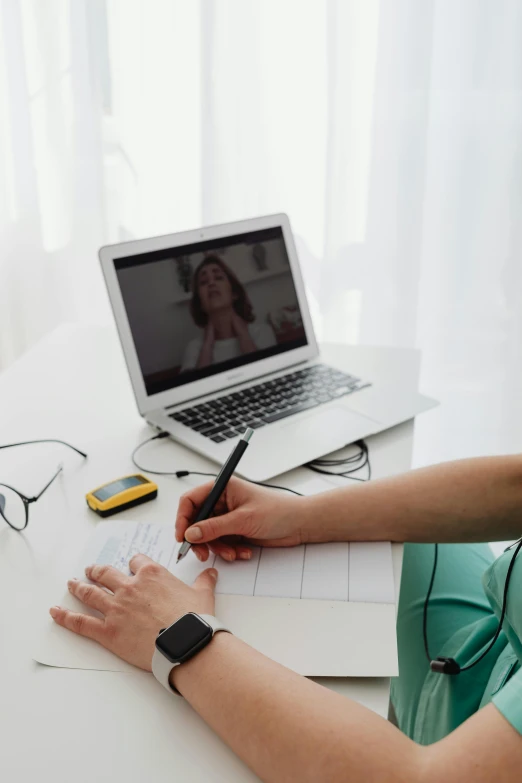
[{"xmin": 152, "ymin": 614, "xmax": 230, "ymax": 695}]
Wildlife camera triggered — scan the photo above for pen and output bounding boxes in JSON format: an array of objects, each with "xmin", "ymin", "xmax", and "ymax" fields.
[{"xmin": 176, "ymin": 428, "xmax": 254, "ymax": 564}]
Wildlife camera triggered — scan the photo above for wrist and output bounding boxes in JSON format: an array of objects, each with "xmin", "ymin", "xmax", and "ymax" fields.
[
  {"xmin": 291, "ymin": 496, "xmax": 318, "ymax": 543},
  {"xmin": 299, "ymin": 490, "xmax": 365, "ymax": 544},
  {"xmin": 169, "ymin": 628, "xmax": 235, "ymax": 695}
]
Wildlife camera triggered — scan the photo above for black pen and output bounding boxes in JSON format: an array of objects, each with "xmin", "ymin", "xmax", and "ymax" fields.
[{"xmin": 176, "ymin": 428, "xmax": 254, "ymax": 563}]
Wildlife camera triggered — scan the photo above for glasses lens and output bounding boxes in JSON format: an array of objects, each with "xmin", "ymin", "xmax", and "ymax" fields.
[{"xmin": 0, "ymin": 485, "xmax": 27, "ymax": 530}]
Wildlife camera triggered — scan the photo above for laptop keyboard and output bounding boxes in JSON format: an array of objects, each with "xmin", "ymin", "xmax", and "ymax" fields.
[{"xmin": 168, "ymin": 365, "xmax": 370, "ymax": 444}]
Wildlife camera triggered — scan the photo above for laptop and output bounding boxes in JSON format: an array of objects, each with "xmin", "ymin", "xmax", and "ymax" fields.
[{"xmin": 99, "ymin": 213, "xmax": 436, "ymax": 482}]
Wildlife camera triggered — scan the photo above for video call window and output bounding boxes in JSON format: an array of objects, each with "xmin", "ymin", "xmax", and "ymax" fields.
[{"xmin": 115, "ymin": 227, "xmax": 307, "ymax": 396}]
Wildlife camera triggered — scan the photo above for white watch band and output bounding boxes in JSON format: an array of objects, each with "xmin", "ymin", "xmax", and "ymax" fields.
[{"xmin": 152, "ymin": 614, "xmax": 230, "ymax": 695}]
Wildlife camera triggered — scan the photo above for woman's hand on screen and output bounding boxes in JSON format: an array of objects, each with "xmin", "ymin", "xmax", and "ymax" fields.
[
  {"xmin": 175, "ymin": 477, "xmax": 306, "ymax": 562},
  {"xmin": 196, "ymin": 323, "xmax": 215, "ymax": 368},
  {"xmin": 231, "ymin": 310, "xmax": 249, "ymax": 338},
  {"xmin": 203, "ymin": 321, "xmax": 215, "ymax": 347}
]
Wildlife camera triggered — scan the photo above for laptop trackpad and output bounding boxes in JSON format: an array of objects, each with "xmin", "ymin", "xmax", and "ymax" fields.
[
  {"xmin": 280, "ymin": 405, "xmax": 377, "ymax": 444},
  {"xmin": 239, "ymin": 406, "xmax": 378, "ymax": 482}
]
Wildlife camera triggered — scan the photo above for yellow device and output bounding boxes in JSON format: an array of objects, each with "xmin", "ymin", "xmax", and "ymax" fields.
[{"xmin": 86, "ymin": 474, "xmax": 158, "ymax": 517}]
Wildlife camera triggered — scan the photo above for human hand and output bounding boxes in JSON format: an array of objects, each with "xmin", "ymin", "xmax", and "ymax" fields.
[
  {"xmin": 230, "ymin": 310, "xmax": 249, "ymax": 338},
  {"xmin": 203, "ymin": 321, "xmax": 215, "ymax": 347},
  {"xmin": 49, "ymin": 556, "xmax": 217, "ymax": 671},
  {"xmin": 175, "ymin": 477, "xmax": 307, "ymax": 562}
]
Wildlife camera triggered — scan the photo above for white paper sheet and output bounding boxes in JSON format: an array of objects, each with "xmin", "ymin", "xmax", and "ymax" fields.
[
  {"xmin": 214, "ymin": 547, "xmax": 260, "ymax": 595},
  {"xmin": 81, "ymin": 520, "xmax": 395, "ymax": 605},
  {"xmin": 348, "ymin": 542, "xmax": 396, "ymax": 604},
  {"xmin": 301, "ymin": 542, "xmax": 350, "ymax": 601},
  {"xmin": 88, "ymin": 521, "xmax": 175, "ymax": 572},
  {"xmin": 33, "ymin": 476, "xmax": 398, "ymax": 676}
]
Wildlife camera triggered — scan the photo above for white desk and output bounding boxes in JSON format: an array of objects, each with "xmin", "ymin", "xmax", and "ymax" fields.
[{"xmin": 0, "ymin": 324, "xmax": 418, "ymax": 782}]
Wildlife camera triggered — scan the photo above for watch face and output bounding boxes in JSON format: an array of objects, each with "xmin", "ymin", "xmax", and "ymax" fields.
[{"xmin": 156, "ymin": 613, "xmax": 213, "ymax": 663}]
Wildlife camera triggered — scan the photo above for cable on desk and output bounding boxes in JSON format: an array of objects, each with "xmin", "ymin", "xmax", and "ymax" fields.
[
  {"xmin": 305, "ymin": 439, "xmax": 371, "ymax": 482},
  {"xmin": 131, "ymin": 432, "xmax": 215, "ymax": 479},
  {"xmin": 131, "ymin": 432, "xmax": 304, "ymax": 496}
]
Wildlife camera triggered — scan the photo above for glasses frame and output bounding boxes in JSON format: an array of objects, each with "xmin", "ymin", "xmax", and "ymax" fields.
[
  {"xmin": 0, "ymin": 440, "xmax": 88, "ymax": 532},
  {"xmin": 0, "ymin": 482, "xmax": 32, "ymax": 531}
]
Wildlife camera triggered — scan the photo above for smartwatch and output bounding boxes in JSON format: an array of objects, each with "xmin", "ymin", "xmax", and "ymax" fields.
[{"xmin": 152, "ymin": 612, "xmax": 230, "ymax": 694}]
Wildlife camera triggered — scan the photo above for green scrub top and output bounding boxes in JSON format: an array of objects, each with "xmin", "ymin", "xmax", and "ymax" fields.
[{"xmin": 391, "ymin": 542, "xmax": 522, "ymax": 744}]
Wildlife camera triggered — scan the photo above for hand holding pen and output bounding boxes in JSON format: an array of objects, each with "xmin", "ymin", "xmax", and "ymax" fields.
[{"xmin": 177, "ymin": 429, "xmax": 254, "ymax": 563}]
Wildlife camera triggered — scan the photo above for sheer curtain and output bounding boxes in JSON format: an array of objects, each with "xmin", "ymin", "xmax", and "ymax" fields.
[{"xmin": 1, "ymin": 0, "xmax": 522, "ymax": 467}]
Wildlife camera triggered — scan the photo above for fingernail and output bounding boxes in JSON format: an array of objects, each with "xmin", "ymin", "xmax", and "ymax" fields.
[
  {"xmin": 209, "ymin": 569, "xmax": 218, "ymax": 580},
  {"xmin": 186, "ymin": 527, "xmax": 203, "ymax": 542},
  {"xmin": 239, "ymin": 551, "xmax": 252, "ymax": 560},
  {"xmin": 223, "ymin": 552, "xmax": 234, "ymax": 561},
  {"xmin": 49, "ymin": 606, "xmax": 61, "ymax": 618}
]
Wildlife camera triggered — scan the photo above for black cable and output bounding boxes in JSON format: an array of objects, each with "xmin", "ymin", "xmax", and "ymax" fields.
[
  {"xmin": 458, "ymin": 537, "xmax": 522, "ymax": 672},
  {"xmin": 313, "ymin": 452, "xmax": 364, "ymax": 466},
  {"xmin": 425, "ymin": 537, "xmax": 522, "ymax": 674},
  {"xmin": 131, "ymin": 432, "xmax": 303, "ymax": 495},
  {"xmin": 131, "ymin": 432, "xmax": 217, "ymax": 479},
  {"xmin": 423, "ymin": 543, "xmax": 439, "ymax": 663},
  {"xmin": 134, "ymin": 433, "xmax": 371, "ymax": 488},
  {"xmin": 253, "ymin": 481, "xmax": 303, "ymax": 496},
  {"xmin": 306, "ymin": 464, "xmax": 368, "ymax": 482},
  {"xmin": 306, "ymin": 439, "xmax": 371, "ymax": 482},
  {"xmin": 312, "ymin": 440, "xmax": 366, "ymax": 466}
]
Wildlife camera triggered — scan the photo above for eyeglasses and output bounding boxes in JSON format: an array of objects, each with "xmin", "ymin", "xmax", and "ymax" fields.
[{"xmin": 0, "ymin": 439, "xmax": 88, "ymax": 531}]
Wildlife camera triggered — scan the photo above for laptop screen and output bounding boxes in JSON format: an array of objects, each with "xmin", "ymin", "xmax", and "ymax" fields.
[{"xmin": 114, "ymin": 226, "xmax": 308, "ymax": 397}]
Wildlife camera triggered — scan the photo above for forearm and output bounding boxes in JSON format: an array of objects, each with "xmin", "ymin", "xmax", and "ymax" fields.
[
  {"xmin": 300, "ymin": 456, "xmax": 522, "ymax": 545},
  {"xmin": 172, "ymin": 633, "xmax": 424, "ymax": 783}
]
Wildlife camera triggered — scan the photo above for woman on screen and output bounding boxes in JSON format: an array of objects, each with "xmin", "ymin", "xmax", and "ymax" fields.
[{"xmin": 180, "ymin": 255, "xmax": 276, "ymax": 372}]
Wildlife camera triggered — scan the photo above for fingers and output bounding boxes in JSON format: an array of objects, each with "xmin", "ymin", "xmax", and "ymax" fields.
[
  {"xmin": 175, "ymin": 482, "xmax": 227, "ymax": 542},
  {"xmin": 208, "ymin": 541, "xmax": 253, "ymax": 562},
  {"xmin": 208, "ymin": 541, "xmax": 236, "ymax": 560},
  {"xmin": 129, "ymin": 553, "xmax": 162, "ymax": 575},
  {"xmin": 192, "ymin": 568, "xmax": 218, "ymax": 595},
  {"xmin": 49, "ymin": 605, "xmax": 105, "ymax": 642},
  {"xmin": 234, "ymin": 545, "xmax": 253, "ymax": 561},
  {"xmin": 189, "ymin": 541, "xmax": 228, "ymax": 562},
  {"xmin": 190, "ymin": 540, "xmax": 253, "ymax": 562},
  {"xmin": 67, "ymin": 578, "xmax": 113, "ymax": 614},
  {"xmin": 192, "ymin": 543, "xmax": 211, "ymax": 562},
  {"xmin": 86, "ymin": 563, "xmax": 129, "ymax": 592},
  {"xmin": 184, "ymin": 509, "xmax": 244, "ymax": 545}
]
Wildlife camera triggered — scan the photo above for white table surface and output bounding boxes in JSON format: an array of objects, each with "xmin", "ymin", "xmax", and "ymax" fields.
[{"xmin": 0, "ymin": 324, "xmax": 420, "ymax": 782}]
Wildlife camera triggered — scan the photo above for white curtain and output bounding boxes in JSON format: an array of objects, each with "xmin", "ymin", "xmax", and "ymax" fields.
[{"xmin": 1, "ymin": 0, "xmax": 522, "ymax": 467}]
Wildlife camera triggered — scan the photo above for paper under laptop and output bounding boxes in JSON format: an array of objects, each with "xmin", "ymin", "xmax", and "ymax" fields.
[{"xmin": 33, "ymin": 480, "xmax": 398, "ymax": 677}]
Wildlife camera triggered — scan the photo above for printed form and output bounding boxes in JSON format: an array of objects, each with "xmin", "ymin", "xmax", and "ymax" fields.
[
  {"xmin": 34, "ymin": 478, "xmax": 398, "ymax": 677},
  {"xmin": 87, "ymin": 520, "xmax": 394, "ymax": 605}
]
